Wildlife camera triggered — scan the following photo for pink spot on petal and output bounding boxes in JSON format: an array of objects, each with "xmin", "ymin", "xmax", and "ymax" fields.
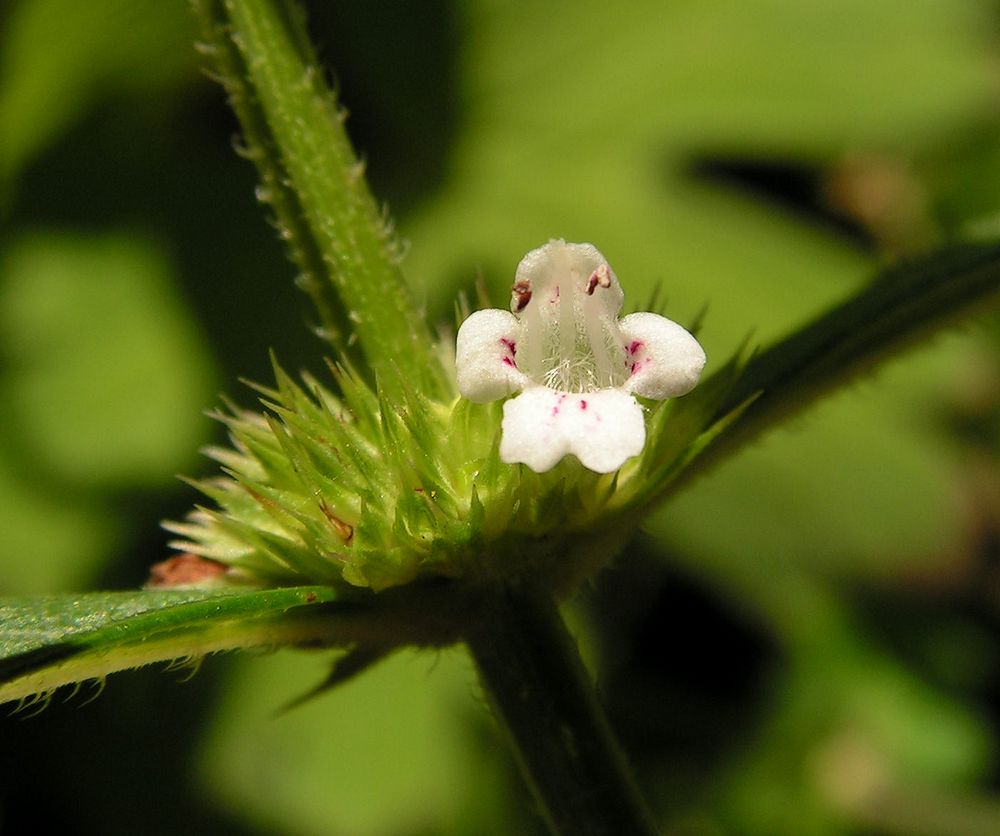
[
  {"xmin": 627, "ymin": 340, "xmax": 643, "ymax": 355},
  {"xmin": 499, "ymin": 337, "xmax": 517, "ymax": 368},
  {"xmin": 579, "ymin": 399, "xmax": 588, "ymax": 410}
]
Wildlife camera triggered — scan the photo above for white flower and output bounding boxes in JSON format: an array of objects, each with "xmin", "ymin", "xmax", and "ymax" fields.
[{"xmin": 456, "ymin": 240, "xmax": 707, "ymax": 473}]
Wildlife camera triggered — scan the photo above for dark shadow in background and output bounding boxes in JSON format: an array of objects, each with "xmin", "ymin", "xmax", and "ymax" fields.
[
  {"xmin": 585, "ymin": 539, "xmax": 777, "ymax": 820},
  {"xmin": 686, "ymin": 155, "xmax": 876, "ymax": 251}
]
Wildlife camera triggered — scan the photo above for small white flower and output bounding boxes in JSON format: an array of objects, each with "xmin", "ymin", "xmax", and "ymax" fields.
[{"xmin": 456, "ymin": 240, "xmax": 706, "ymax": 473}]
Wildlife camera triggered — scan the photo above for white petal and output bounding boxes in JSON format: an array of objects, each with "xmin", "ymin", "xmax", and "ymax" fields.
[
  {"xmin": 455, "ymin": 309, "xmax": 528, "ymax": 402},
  {"xmin": 619, "ymin": 312, "xmax": 706, "ymax": 400},
  {"xmin": 500, "ymin": 386, "xmax": 646, "ymax": 474}
]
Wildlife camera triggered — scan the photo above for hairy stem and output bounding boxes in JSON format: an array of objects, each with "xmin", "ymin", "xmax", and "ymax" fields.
[
  {"xmin": 466, "ymin": 583, "xmax": 659, "ymax": 836},
  {"xmin": 191, "ymin": 0, "xmax": 442, "ymax": 397}
]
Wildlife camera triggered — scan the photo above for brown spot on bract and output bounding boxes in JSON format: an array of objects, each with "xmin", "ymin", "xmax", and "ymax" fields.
[{"xmin": 320, "ymin": 500, "xmax": 354, "ymax": 544}]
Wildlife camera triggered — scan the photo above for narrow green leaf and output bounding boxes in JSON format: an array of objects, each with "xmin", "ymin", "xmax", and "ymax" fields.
[
  {"xmin": 0, "ymin": 586, "xmax": 342, "ymax": 706},
  {"xmin": 658, "ymin": 241, "xmax": 1000, "ymax": 497},
  {"xmin": 0, "ymin": 580, "xmax": 480, "ymax": 707}
]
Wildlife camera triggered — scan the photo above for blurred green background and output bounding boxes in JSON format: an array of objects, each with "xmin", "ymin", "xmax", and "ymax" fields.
[{"xmin": 3, "ymin": 1, "xmax": 1000, "ymax": 833}]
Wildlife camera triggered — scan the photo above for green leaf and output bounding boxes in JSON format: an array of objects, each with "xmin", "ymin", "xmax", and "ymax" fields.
[
  {"xmin": 0, "ymin": 586, "xmax": 345, "ymax": 706},
  {"xmin": 661, "ymin": 240, "xmax": 1000, "ymax": 497},
  {"xmin": 0, "ymin": 578, "xmax": 487, "ymax": 707}
]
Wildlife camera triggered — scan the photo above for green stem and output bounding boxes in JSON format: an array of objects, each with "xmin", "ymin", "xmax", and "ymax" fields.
[
  {"xmin": 466, "ymin": 584, "xmax": 659, "ymax": 836},
  {"xmin": 191, "ymin": 0, "xmax": 441, "ymax": 398},
  {"xmin": 192, "ymin": 0, "xmax": 354, "ymax": 365}
]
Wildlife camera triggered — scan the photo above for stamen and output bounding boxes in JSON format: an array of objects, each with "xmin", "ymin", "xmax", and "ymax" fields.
[
  {"xmin": 512, "ymin": 279, "xmax": 532, "ymax": 313},
  {"xmin": 586, "ymin": 264, "xmax": 612, "ymax": 295}
]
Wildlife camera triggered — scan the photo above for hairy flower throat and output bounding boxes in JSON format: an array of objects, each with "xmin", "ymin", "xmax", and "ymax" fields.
[{"xmin": 517, "ymin": 250, "xmax": 629, "ymax": 393}]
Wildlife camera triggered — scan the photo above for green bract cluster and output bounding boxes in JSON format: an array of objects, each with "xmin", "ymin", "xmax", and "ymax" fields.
[{"xmin": 165, "ymin": 350, "xmax": 651, "ymax": 593}]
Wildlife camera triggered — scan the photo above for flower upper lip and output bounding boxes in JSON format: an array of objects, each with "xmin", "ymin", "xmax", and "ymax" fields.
[{"xmin": 456, "ymin": 239, "xmax": 706, "ymax": 473}]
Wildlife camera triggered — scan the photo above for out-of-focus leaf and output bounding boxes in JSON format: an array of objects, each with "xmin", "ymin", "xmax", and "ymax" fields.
[
  {"xmin": 0, "ymin": 233, "xmax": 215, "ymax": 593},
  {"xmin": 407, "ymin": 0, "xmax": 995, "ymax": 321},
  {"xmin": 0, "ymin": 233, "xmax": 215, "ymax": 489},
  {"xmin": 199, "ymin": 646, "xmax": 510, "ymax": 836},
  {"xmin": 718, "ymin": 637, "xmax": 991, "ymax": 836},
  {"xmin": 0, "ymin": 0, "xmax": 197, "ymax": 190},
  {"xmin": 0, "ymin": 465, "xmax": 112, "ymax": 594}
]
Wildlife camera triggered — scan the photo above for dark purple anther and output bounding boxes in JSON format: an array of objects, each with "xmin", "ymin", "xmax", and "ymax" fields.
[{"xmin": 512, "ymin": 279, "xmax": 532, "ymax": 312}]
